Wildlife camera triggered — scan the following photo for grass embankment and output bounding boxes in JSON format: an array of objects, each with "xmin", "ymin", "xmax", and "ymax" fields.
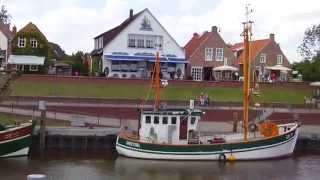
[
  {"xmin": 0, "ymin": 113, "xmax": 70, "ymax": 126},
  {"xmin": 11, "ymin": 81, "xmax": 313, "ymax": 104}
]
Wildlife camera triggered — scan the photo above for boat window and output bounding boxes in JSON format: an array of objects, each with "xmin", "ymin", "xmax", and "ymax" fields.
[
  {"xmin": 171, "ymin": 117, "xmax": 177, "ymax": 124},
  {"xmin": 154, "ymin": 116, "xmax": 159, "ymax": 124},
  {"xmin": 180, "ymin": 116, "xmax": 188, "ymax": 122},
  {"xmin": 191, "ymin": 117, "xmax": 196, "ymax": 124},
  {"xmin": 162, "ymin": 116, "xmax": 168, "ymax": 124},
  {"xmin": 145, "ymin": 116, "xmax": 151, "ymax": 124}
]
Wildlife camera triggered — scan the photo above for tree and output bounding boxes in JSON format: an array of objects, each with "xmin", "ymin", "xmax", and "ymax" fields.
[
  {"xmin": 67, "ymin": 51, "xmax": 89, "ymax": 76},
  {"xmin": 298, "ymin": 24, "xmax": 320, "ymax": 60},
  {"xmin": 293, "ymin": 56, "xmax": 320, "ymax": 81},
  {"xmin": 0, "ymin": 5, "xmax": 11, "ymax": 24},
  {"xmin": 295, "ymin": 24, "xmax": 320, "ymax": 81}
]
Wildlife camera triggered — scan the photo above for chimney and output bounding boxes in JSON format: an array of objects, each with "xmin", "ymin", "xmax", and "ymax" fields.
[
  {"xmin": 193, "ymin": 33, "xmax": 199, "ymax": 38},
  {"xmin": 129, "ymin": 9, "xmax": 133, "ymax": 18},
  {"xmin": 12, "ymin": 25, "xmax": 17, "ymax": 34},
  {"xmin": 269, "ymin": 33, "xmax": 275, "ymax": 41},
  {"xmin": 211, "ymin": 26, "xmax": 218, "ymax": 32}
]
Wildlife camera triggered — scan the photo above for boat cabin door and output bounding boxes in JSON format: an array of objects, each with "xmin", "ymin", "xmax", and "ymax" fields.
[{"xmin": 179, "ymin": 116, "xmax": 188, "ymax": 140}]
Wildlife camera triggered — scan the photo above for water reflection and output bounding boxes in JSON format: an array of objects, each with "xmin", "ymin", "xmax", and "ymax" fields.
[
  {"xmin": 115, "ymin": 156, "xmax": 300, "ymax": 180},
  {"xmin": 0, "ymin": 151, "xmax": 319, "ymax": 180}
]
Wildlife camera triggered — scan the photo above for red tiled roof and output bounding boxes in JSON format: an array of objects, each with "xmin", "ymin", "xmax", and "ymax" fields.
[
  {"xmin": 93, "ymin": 9, "xmax": 145, "ymax": 50},
  {"xmin": 231, "ymin": 42, "xmax": 243, "ymax": 51},
  {"xmin": 0, "ymin": 22, "xmax": 14, "ymax": 39},
  {"xmin": 233, "ymin": 39, "xmax": 270, "ymax": 64},
  {"xmin": 184, "ymin": 31, "xmax": 210, "ymax": 58}
]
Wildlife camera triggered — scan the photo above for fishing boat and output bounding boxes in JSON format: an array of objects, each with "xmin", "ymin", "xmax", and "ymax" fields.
[
  {"xmin": 0, "ymin": 122, "xmax": 34, "ymax": 158},
  {"xmin": 116, "ymin": 7, "xmax": 299, "ymax": 161}
]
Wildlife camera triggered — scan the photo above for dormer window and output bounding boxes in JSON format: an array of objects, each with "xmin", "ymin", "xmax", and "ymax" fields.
[
  {"xmin": 18, "ymin": 37, "xmax": 26, "ymax": 48},
  {"xmin": 277, "ymin": 55, "xmax": 283, "ymax": 64},
  {"xmin": 30, "ymin": 38, "xmax": 38, "ymax": 48}
]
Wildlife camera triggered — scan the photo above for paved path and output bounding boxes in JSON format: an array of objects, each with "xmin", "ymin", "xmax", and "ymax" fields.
[
  {"xmin": 0, "ymin": 106, "xmax": 122, "ymax": 127},
  {"xmin": 2, "ymin": 100, "xmax": 320, "ymax": 113}
]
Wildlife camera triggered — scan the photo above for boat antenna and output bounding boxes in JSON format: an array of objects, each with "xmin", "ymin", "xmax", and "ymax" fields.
[{"xmin": 242, "ymin": 3, "xmax": 253, "ymax": 141}]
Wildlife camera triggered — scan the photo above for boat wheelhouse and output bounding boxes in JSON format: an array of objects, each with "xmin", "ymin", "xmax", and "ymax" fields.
[{"xmin": 138, "ymin": 108, "xmax": 203, "ymax": 145}]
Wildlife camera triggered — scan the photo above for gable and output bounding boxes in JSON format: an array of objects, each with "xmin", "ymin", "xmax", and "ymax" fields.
[
  {"xmin": 187, "ymin": 31, "xmax": 236, "ymax": 66},
  {"xmin": 236, "ymin": 39, "xmax": 270, "ymax": 64},
  {"xmin": 103, "ymin": 9, "xmax": 185, "ymax": 58},
  {"xmin": 256, "ymin": 41, "xmax": 291, "ymax": 67},
  {"xmin": 17, "ymin": 22, "xmax": 47, "ymax": 41}
]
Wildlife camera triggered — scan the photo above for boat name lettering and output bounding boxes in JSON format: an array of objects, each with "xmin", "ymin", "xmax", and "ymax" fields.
[
  {"xmin": 4, "ymin": 132, "xmax": 20, "ymax": 140},
  {"xmin": 126, "ymin": 141, "xmax": 140, "ymax": 148}
]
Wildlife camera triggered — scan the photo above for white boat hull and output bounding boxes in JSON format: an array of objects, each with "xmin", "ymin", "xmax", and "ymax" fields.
[{"xmin": 116, "ymin": 123, "xmax": 299, "ymax": 160}]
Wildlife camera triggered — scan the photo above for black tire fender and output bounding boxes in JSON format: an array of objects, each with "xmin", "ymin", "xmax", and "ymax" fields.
[{"xmin": 218, "ymin": 153, "xmax": 226, "ymax": 162}]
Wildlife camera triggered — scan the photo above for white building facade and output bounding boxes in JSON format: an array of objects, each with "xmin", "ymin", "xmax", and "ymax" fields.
[{"xmin": 92, "ymin": 9, "xmax": 187, "ymax": 79}]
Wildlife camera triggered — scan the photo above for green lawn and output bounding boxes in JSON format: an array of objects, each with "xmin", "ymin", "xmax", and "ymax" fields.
[
  {"xmin": 0, "ymin": 113, "xmax": 70, "ymax": 126},
  {"xmin": 11, "ymin": 81, "xmax": 313, "ymax": 104},
  {"xmin": 0, "ymin": 113, "xmax": 30, "ymax": 125}
]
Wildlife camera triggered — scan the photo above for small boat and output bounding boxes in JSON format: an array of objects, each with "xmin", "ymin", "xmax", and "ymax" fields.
[
  {"xmin": 0, "ymin": 122, "xmax": 35, "ymax": 158},
  {"xmin": 116, "ymin": 7, "xmax": 299, "ymax": 161}
]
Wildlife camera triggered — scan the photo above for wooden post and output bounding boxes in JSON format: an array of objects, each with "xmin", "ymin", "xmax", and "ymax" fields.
[
  {"xmin": 39, "ymin": 101, "xmax": 47, "ymax": 151},
  {"xmin": 233, "ymin": 112, "xmax": 239, "ymax": 133}
]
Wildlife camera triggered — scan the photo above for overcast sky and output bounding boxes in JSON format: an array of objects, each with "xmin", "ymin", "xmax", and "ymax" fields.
[{"xmin": 2, "ymin": 0, "xmax": 320, "ymax": 62}]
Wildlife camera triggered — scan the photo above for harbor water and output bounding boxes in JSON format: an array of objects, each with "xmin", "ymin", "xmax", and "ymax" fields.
[{"xmin": 0, "ymin": 151, "xmax": 319, "ymax": 180}]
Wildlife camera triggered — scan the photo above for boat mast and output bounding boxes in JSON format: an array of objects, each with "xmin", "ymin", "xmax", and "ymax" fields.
[
  {"xmin": 153, "ymin": 51, "xmax": 161, "ymax": 111},
  {"xmin": 242, "ymin": 5, "xmax": 253, "ymax": 141}
]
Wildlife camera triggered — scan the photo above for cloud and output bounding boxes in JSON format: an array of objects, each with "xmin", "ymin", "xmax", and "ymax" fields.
[{"xmin": 2, "ymin": 0, "xmax": 320, "ymax": 61}]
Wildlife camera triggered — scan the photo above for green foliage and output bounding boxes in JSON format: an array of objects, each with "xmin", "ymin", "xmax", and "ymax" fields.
[
  {"xmin": 65, "ymin": 51, "xmax": 89, "ymax": 75},
  {"xmin": 293, "ymin": 57, "xmax": 320, "ymax": 81},
  {"xmin": 91, "ymin": 56, "xmax": 102, "ymax": 75},
  {"xmin": 299, "ymin": 24, "xmax": 320, "ymax": 60},
  {"xmin": 12, "ymin": 32, "xmax": 49, "ymax": 57},
  {"xmin": 0, "ymin": 5, "xmax": 11, "ymax": 24}
]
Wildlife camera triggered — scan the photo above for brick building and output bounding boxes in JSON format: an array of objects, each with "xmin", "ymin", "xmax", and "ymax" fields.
[
  {"xmin": 185, "ymin": 26, "xmax": 237, "ymax": 81},
  {"xmin": 232, "ymin": 34, "xmax": 292, "ymax": 82}
]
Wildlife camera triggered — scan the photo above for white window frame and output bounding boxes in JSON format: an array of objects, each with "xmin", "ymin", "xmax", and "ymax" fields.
[
  {"xmin": 215, "ymin": 48, "xmax": 224, "ymax": 61},
  {"xmin": 128, "ymin": 34, "xmax": 136, "ymax": 48},
  {"xmin": 30, "ymin": 38, "xmax": 38, "ymax": 48},
  {"xmin": 29, "ymin": 65, "xmax": 38, "ymax": 71},
  {"xmin": 205, "ymin": 48, "xmax": 213, "ymax": 61},
  {"xmin": 277, "ymin": 55, "xmax": 283, "ymax": 64},
  {"xmin": 18, "ymin": 37, "xmax": 26, "ymax": 48},
  {"xmin": 191, "ymin": 66, "xmax": 203, "ymax": 81},
  {"xmin": 260, "ymin": 53, "xmax": 266, "ymax": 63},
  {"xmin": 137, "ymin": 35, "xmax": 145, "ymax": 48},
  {"xmin": 127, "ymin": 34, "xmax": 163, "ymax": 49}
]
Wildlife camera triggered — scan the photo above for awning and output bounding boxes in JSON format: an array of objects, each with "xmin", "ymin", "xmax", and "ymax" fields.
[
  {"xmin": 104, "ymin": 55, "xmax": 188, "ymax": 64},
  {"xmin": 213, "ymin": 65, "xmax": 238, "ymax": 71},
  {"xmin": 310, "ymin": 82, "xmax": 320, "ymax": 87},
  {"xmin": 265, "ymin": 65, "xmax": 292, "ymax": 71},
  {"xmin": 8, "ymin": 55, "xmax": 45, "ymax": 65}
]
